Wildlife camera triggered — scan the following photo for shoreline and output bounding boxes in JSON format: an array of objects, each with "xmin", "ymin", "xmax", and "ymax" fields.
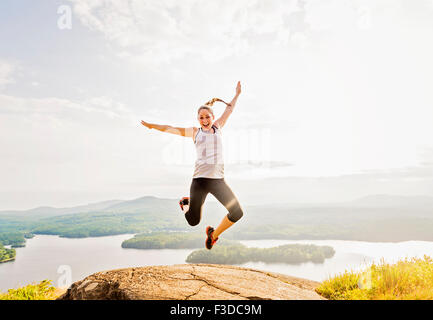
[{"xmin": 0, "ymin": 258, "xmax": 16, "ymax": 264}]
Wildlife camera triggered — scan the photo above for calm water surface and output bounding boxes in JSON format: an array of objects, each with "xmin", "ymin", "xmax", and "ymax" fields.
[
  {"xmin": 2, "ymin": 235, "xmax": 433, "ymax": 291},
  {"xmin": 238, "ymin": 239, "xmax": 433, "ymax": 282},
  {"xmin": 0, "ymin": 234, "xmax": 194, "ymax": 291}
]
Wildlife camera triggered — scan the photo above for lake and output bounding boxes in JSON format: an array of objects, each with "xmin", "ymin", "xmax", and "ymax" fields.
[
  {"xmin": 237, "ymin": 239, "xmax": 433, "ymax": 282},
  {"xmin": 1, "ymin": 234, "xmax": 433, "ymax": 291}
]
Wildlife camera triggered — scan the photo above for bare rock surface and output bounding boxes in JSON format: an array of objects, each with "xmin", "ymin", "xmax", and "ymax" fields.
[{"xmin": 58, "ymin": 264, "xmax": 324, "ymax": 300}]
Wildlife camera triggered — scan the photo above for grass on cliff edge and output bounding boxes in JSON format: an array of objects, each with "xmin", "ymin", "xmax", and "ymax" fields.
[
  {"xmin": 0, "ymin": 280, "xmax": 65, "ymax": 300},
  {"xmin": 316, "ymin": 255, "xmax": 433, "ymax": 300}
]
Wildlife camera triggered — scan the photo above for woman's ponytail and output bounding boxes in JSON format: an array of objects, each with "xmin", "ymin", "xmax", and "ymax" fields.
[
  {"xmin": 198, "ymin": 98, "xmax": 232, "ymax": 116},
  {"xmin": 204, "ymin": 98, "xmax": 231, "ymax": 107}
]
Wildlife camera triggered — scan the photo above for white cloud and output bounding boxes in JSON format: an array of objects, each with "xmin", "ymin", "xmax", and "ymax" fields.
[
  {"xmin": 68, "ymin": 0, "xmax": 301, "ymax": 64},
  {"xmin": 0, "ymin": 60, "xmax": 15, "ymax": 88},
  {"xmin": 67, "ymin": 0, "xmax": 433, "ymax": 67},
  {"xmin": 0, "ymin": 94, "xmax": 134, "ymax": 122},
  {"xmin": 0, "ymin": 93, "xmax": 167, "ymax": 200},
  {"xmin": 0, "ymin": 93, "xmax": 140, "ymax": 170}
]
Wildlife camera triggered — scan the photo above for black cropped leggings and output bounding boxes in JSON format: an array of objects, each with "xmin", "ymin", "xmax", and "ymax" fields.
[{"xmin": 185, "ymin": 178, "xmax": 244, "ymax": 226}]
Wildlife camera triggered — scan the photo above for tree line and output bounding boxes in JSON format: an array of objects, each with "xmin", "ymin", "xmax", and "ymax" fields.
[
  {"xmin": 186, "ymin": 243, "xmax": 335, "ymax": 264},
  {"xmin": 0, "ymin": 242, "xmax": 16, "ymax": 263}
]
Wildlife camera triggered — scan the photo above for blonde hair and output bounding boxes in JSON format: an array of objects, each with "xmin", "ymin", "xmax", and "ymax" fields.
[{"xmin": 198, "ymin": 98, "xmax": 231, "ymax": 116}]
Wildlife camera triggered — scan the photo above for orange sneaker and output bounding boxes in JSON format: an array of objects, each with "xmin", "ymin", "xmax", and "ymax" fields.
[
  {"xmin": 205, "ymin": 226, "xmax": 218, "ymax": 250},
  {"xmin": 179, "ymin": 197, "xmax": 189, "ymax": 212}
]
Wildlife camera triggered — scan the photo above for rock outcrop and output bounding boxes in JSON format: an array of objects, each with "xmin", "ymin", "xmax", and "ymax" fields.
[{"xmin": 58, "ymin": 264, "xmax": 324, "ymax": 300}]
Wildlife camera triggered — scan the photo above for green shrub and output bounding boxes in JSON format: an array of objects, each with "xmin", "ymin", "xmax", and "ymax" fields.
[
  {"xmin": 316, "ymin": 255, "xmax": 433, "ymax": 300},
  {"xmin": 0, "ymin": 280, "xmax": 57, "ymax": 300}
]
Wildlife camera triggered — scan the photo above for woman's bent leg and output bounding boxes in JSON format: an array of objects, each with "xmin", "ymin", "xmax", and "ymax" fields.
[
  {"xmin": 185, "ymin": 179, "xmax": 208, "ymax": 226},
  {"xmin": 212, "ymin": 215, "xmax": 234, "ymax": 239},
  {"xmin": 209, "ymin": 179, "xmax": 244, "ymax": 238}
]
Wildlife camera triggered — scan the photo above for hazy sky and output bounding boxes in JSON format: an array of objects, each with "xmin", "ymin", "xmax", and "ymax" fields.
[{"xmin": 1, "ymin": 0, "xmax": 433, "ymax": 210}]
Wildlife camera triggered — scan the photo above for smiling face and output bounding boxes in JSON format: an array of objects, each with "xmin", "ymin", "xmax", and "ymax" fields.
[{"xmin": 197, "ymin": 107, "xmax": 215, "ymax": 130}]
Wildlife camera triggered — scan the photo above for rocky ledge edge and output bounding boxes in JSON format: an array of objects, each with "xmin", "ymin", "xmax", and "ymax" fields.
[{"xmin": 58, "ymin": 263, "xmax": 325, "ymax": 300}]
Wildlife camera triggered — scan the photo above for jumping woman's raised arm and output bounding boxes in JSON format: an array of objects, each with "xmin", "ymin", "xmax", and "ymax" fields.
[
  {"xmin": 140, "ymin": 120, "xmax": 196, "ymax": 138},
  {"xmin": 214, "ymin": 81, "xmax": 241, "ymax": 129}
]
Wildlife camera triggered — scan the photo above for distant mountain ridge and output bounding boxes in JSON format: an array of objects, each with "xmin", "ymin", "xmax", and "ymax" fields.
[
  {"xmin": 280, "ymin": 194, "xmax": 433, "ymax": 209},
  {"xmin": 347, "ymin": 194, "xmax": 433, "ymax": 207},
  {"xmin": 0, "ymin": 199, "xmax": 125, "ymax": 217},
  {"xmin": 1, "ymin": 194, "xmax": 432, "ymax": 218}
]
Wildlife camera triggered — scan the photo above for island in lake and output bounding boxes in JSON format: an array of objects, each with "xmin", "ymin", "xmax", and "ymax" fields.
[
  {"xmin": 186, "ymin": 243, "xmax": 335, "ymax": 264},
  {"xmin": 121, "ymin": 232, "xmax": 239, "ymax": 249},
  {"xmin": 0, "ymin": 243, "xmax": 16, "ymax": 263}
]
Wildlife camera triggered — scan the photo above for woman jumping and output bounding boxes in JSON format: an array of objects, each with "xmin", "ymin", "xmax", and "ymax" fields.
[{"xmin": 140, "ymin": 81, "xmax": 244, "ymax": 250}]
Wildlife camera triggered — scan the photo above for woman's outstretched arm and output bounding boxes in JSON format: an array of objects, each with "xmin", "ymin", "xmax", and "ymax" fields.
[
  {"xmin": 214, "ymin": 81, "xmax": 241, "ymax": 129},
  {"xmin": 141, "ymin": 120, "xmax": 195, "ymax": 138}
]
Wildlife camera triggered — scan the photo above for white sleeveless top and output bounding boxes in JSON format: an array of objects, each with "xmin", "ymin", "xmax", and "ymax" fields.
[{"xmin": 193, "ymin": 124, "xmax": 224, "ymax": 178}]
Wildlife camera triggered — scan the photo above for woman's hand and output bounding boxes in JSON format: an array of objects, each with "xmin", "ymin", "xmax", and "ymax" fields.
[
  {"xmin": 141, "ymin": 120, "xmax": 152, "ymax": 129},
  {"xmin": 236, "ymin": 81, "xmax": 241, "ymax": 96}
]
